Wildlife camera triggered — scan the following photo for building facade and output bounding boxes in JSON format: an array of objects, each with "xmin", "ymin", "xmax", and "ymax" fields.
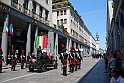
[
  {"xmin": 90, "ymin": 34, "xmax": 96, "ymax": 55},
  {"xmin": 0, "ymin": 0, "xmax": 97, "ymax": 63},
  {"xmin": 0, "ymin": 0, "xmax": 54, "ymax": 63},
  {"xmin": 106, "ymin": 0, "xmax": 124, "ymax": 51},
  {"xmin": 52, "ymin": 0, "xmax": 94, "ymax": 56}
]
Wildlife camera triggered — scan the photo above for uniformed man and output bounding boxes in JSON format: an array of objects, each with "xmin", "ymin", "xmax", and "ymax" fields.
[
  {"xmin": 0, "ymin": 48, "xmax": 4, "ymax": 73},
  {"xmin": 11, "ymin": 52, "xmax": 17, "ymax": 71},
  {"xmin": 68, "ymin": 46, "xmax": 74, "ymax": 73},
  {"xmin": 20, "ymin": 50, "xmax": 25, "ymax": 69},
  {"xmin": 74, "ymin": 50, "xmax": 78, "ymax": 71},
  {"xmin": 60, "ymin": 44, "xmax": 68, "ymax": 76},
  {"xmin": 77, "ymin": 49, "xmax": 82, "ymax": 69}
]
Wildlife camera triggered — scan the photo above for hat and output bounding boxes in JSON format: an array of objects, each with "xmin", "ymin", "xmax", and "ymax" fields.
[
  {"xmin": 70, "ymin": 46, "xmax": 73, "ymax": 49},
  {"xmin": 61, "ymin": 44, "xmax": 65, "ymax": 48},
  {"xmin": 0, "ymin": 48, "xmax": 2, "ymax": 51},
  {"xmin": 22, "ymin": 50, "xmax": 24, "ymax": 53}
]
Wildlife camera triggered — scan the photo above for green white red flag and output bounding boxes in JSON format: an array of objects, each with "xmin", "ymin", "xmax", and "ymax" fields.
[{"xmin": 6, "ymin": 24, "xmax": 8, "ymax": 36}]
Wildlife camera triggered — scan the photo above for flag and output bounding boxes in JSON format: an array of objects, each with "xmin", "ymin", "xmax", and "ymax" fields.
[
  {"xmin": 6, "ymin": 24, "xmax": 8, "ymax": 36},
  {"xmin": 120, "ymin": 11, "xmax": 124, "ymax": 28},
  {"xmin": 36, "ymin": 36, "xmax": 40, "ymax": 48},
  {"xmin": 9, "ymin": 23, "xmax": 14, "ymax": 36},
  {"xmin": 35, "ymin": 36, "xmax": 43, "ymax": 49},
  {"xmin": 42, "ymin": 35, "xmax": 48, "ymax": 48}
]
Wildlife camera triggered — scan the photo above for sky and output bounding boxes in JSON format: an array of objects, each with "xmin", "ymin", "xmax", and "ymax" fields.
[{"xmin": 69, "ymin": 0, "xmax": 107, "ymax": 50}]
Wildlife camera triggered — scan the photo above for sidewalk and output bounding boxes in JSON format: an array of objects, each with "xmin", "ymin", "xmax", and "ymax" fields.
[{"xmin": 78, "ymin": 59, "xmax": 110, "ymax": 83}]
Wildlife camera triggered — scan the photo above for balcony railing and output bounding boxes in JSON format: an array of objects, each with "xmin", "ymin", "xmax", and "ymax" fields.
[
  {"xmin": 40, "ymin": 17, "xmax": 45, "ymax": 23},
  {"xmin": 23, "ymin": 7, "xmax": 29, "ymax": 15},
  {"xmin": 32, "ymin": 12, "xmax": 38, "ymax": 19},
  {"xmin": 12, "ymin": 1, "xmax": 18, "ymax": 9},
  {"xmin": 45, "ymin": 20, "xmax": 49, "ymax": 25}
]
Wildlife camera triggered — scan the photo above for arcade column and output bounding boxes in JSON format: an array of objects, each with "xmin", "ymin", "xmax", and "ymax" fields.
[
  {"xmin": 48, "ymin": 29, "xmax": 54, "ymax": 55},
  {"xmin": 54, "ymin": 33, "xmax": 58, "ymax": 56},
  {"xmin": 34, "ymin": 26, "xmax": 38, "ymax": 55},
  {"xmin": 1, "ymin": 13, "xmax": 9, "ymax": 64},
  {"xmin": 26, "ymin": 23, "xmax": 31, "ymax": 56}
]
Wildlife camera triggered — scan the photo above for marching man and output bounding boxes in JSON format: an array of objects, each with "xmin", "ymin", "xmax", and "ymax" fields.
[
  {"xmin": 11, "ymin": 50, "xmax": 17, "ymax": 71},
  {"xmin": 68, "ymin": 46, "xmax": 74, "ymax": 73},
  {"xmin": 60, "ymin": 44, "xmax": 68, "ymax": 76},
  {"xmin": 20, "ymin": 50, "xmax": 25, "ymax": 69},
  {"xmin": 0, "ymin": 48, "xmax": 4, "ymax": 73}
]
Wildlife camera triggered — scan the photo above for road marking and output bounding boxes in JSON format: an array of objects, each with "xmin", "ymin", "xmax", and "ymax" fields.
[{"xmin": 1, "ymin": 73, "xmax": 36, "ymax": 83}]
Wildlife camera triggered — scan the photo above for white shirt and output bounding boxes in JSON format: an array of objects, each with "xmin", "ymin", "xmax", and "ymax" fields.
[{"xmin": 110, "ymin": 76, "xmax": 124, "ymax": 83}]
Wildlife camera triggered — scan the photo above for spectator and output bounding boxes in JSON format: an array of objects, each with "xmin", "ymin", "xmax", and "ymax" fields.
[
  {"xmin": 110, "ymin": 68, "xmax": 124, "ymax": 83},
  {"xmin": 120, "ymin": 46, "xmax": 124, "ymax": 78},
  {"xmin": 104, "ymin": 53, "xmax": 109, "ymax": 73},
  {"xmin": 108, "ymin": 51, "xmax": 117, "ymax": 70}
]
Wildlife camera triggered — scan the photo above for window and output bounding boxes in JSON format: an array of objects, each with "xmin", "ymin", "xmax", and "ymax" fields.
[
  {"xmin": 64, "ymin": 10, "xmax": 66, "ymax": 15},
  {"xmin": 57, "ymin": 11, "xmax": 59, "ymax": 16},
  {"xmin": 60, "ymin": 10, "xmax": 63, "ymax": 15},
  {"xmin": 45, "ymin": 10, "xmax": 49, "ymax": 20},
  {"xmin": 23, "ymin": 0, "xmax": 28, "ymax": 8},
  {"xmin": 46, "ymin": 0, "xmax": 48, "ymax": 4},
  {"xmin": 61, "ymin": 19, "xmax": 63, "ymax": 24},
  {"xmin": 64, "ymin": 19, "xmax": 67, "ymax": 24},
  {"xmin": 13, "ymin": 0, "xmax": 18, "ymax": 2},
  {"xmin": 57, "ymin": 20, "xmax": 59, "ymax": 25},
  {"xmin": 39, "ymin": 7, "xmax": 43, "ymax": 17},
  {"xmin": 33, "ymin": 2, "xmax": 36, "ymax": 12}
]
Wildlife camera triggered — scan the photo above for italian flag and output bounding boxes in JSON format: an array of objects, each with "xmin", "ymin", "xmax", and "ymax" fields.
[
  {"xmin": 6, "ymin": 24, "xmax": 8, "ymax": 36},
  {"xmin": 36, "ymin": 36, "xmax": 43, "ymax": 49},
  {"xmin": 35, "ymin": 35, "xmax": 48, "ymax": 49}
]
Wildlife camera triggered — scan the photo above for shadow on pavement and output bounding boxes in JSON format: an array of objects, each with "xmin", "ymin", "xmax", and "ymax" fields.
[
  {"xmin": 27, "ymin": 67, "xmax": 57, "ymax": 73},
  {"xmin": 77, "ymin": 60, "xmax": 110, "ymax": 83}
]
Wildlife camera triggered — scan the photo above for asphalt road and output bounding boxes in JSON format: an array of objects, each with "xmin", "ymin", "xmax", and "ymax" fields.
[{"xmin": 0, "ymin": 57, "xmax": 99, "ymax": 83}]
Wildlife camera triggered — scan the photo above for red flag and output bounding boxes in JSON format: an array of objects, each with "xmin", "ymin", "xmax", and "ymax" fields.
[{"xmin": 22, "ymin": 50, "xmax": 24, "ymax": 53}]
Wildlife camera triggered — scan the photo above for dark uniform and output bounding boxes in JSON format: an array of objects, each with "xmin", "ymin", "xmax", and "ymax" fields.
[
  {"xmin": 60, "ymin": 48, "xmax": 68, "ymax": 76},
  {"xmin": 76, "ymin": 50, "xmax": 82, "ymax": 69},
  {"xmin": 0, "ymin": 49, "xmax": 4, "ymax": 73},
  {"xmin": 37, "ymin": 46, "xmax": 42, "ymax": 59},
  {"xmin": 11, "ymin": 53, "xmax": 17, "ymax": 71},
  {"xmin": 74, "ymin": 51, "xmax": 78, "ymax": 71},
  {"xmin": 68, "ymin": 49, "xmax": 75, "ymax": 73},
  {"xmin": 20, "ymin": 53, "xmax": 25, "ymax": 69}
]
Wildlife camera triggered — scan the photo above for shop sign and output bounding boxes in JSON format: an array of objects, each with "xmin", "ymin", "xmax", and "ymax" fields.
[{"xmin": 16, "ymin": 39, "xmax": 26, "ymax": 43}]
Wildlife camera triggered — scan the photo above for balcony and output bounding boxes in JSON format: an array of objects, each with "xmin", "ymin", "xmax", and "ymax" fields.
[
  {"xmin": 45, "ymin": 20, "xmax": 49, "ymax": 25},
  {"xmin": 12, "ymin": 1, "xmax": 18, "ymax": 9},
  {"xmin": 40, "ymin": 17, "xmax": 44, "ymax": 23},
  {"xmin": 32, "ymin": 12, "xmax": 38, "ymax": 19},
  {"xmin": 24, "ymin": 7, "xmax": 29, "ymax": 15}
]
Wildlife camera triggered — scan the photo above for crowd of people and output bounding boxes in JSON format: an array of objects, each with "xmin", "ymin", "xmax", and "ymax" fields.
[{"xmin": 103, "ymin": 46, "xmax": 124, "ymax": 83}]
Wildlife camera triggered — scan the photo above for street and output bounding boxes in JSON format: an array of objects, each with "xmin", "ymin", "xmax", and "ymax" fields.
[{"xmin": 0, "ymin": 57, "xmax": 99, "ymax": 83}]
